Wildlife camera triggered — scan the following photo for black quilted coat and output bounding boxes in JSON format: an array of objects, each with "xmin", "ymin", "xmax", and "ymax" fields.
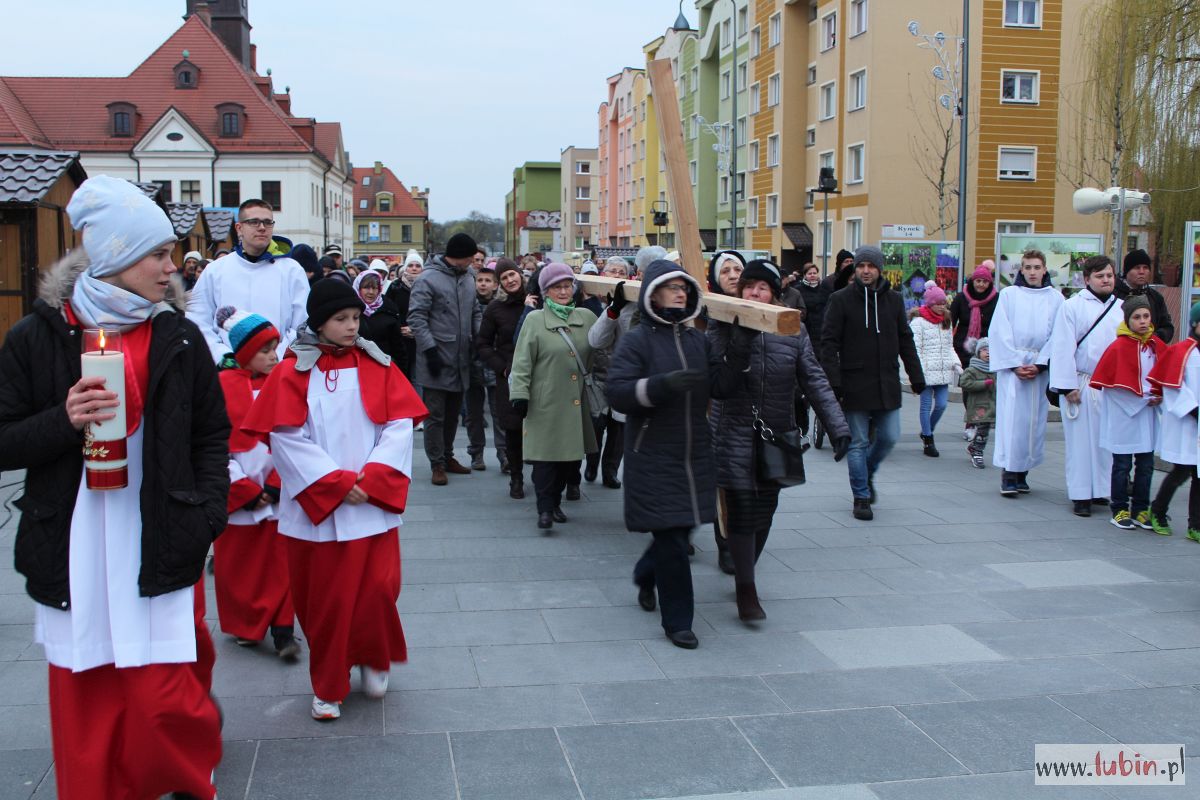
[
  {"xmin": 606, "ymin": 260, "xmax": 746, "ymax": 532},
  {"xmin": 708, "ymin": 323, "xmax": 850, "ymax": 491},
  {"xmin": 0, "ymin": 260, "xmax": 230, "ymax": 610}
]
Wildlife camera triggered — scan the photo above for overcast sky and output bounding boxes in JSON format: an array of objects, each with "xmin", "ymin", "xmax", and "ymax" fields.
[{"xmin": 4, "ymin": 0, "xmax": 693, "ymax": 221}]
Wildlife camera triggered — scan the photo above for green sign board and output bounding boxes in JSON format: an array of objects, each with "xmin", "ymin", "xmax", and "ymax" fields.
[
  {"xmin": 995, "ymin": 234, "xmax": 1105, "ymax": 292},
  {"xmin": 1181, "ymin": 222, "xmax": 1200, "ymax": 326},
  {"xmin": 880, "ymin": 240, "xmax": 963, "ymax": 312}
]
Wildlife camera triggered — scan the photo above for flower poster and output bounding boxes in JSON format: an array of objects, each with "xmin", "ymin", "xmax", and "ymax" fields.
[
  {"xmin": 880, "ymin": 240, "xmax": 962, "ymax": 311},
  {"xmin": 995, "ymin": 234, "xmax": 1105, "ymax": 292}
]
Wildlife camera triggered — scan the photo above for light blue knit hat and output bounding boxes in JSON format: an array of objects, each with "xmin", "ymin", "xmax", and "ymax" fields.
[{"xmin": 66, "ymin": 176, "xmax": 176, "ymax": 277}]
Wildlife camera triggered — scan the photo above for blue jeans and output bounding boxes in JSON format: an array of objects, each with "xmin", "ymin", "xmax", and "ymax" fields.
[
  {"xmin": 1111, "ymin": 452, "xmax": 1154, "ymax": 515},
  {"xmin": 845, "ymin": 408, "xmax": 901, "ymax": 499},
  {"xmin": 919, "ymin": 385, "xmax": 949, "ymax": 437}
]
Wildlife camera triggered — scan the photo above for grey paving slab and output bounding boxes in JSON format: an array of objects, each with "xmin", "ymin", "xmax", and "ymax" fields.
[
  {"xmin": 922, "ymin": 502, "xmax": 1053, "ymax": 525},
  {"xmin": 401, "ymin": 609, "xmax": 553, "ymax": 647},
  {"xmin": 0, "ymin": 706, "xmax": 49, "ymax": 751},
  {"xmin": 384, "ymin": 685, "xmax": 591, "ymax": 733},
  {"xmin": 1109, "ymin": 556, "xmax": 1200, "ymax": 582},
  {"xmin": 752, "ymin": 570, "xmax": 898, "ymax": 600},
  {"xmin": 1051, "ymin": 686, "xmax": 1200, "ymax": 750},
  {"xmin": 404, "ymin": 557, "xmax": 526, "ymax": 584},
  {"xmin": 938, "ymin": 655, "xmax": 1142, "ymax": 700},
  {"xmin": 802, "ymin": 624, "xmax": 1004, "ymax": 670},
  {"xmin": 542, "ymin": 605, "xmax": 717, "ymax": 643},
  {"xmin": 646, "ymin": 787, "xmax": 880, "ymax": 800},
  {"xmin": 579, "ymin": 676, "xmax": 788, "ymax": 723},
  {"xmin": 220, "ymin": 693, "xmax": 383, "ymax": 740},
  {"xmin": 209, "ymin": 638, "xmax": 293, "ymax": 697},
  {"xmin": 998, "ymin": 538, "xmax": 1148, "ymax": 562},
  {"xmin": 246, "ymin": 733, "xmax": 457, "ymax": 800},
  {"xmin": 696, "ymin": 597, "xmax": 869, "ymax": 635},
  {"xmin": 833, "ymin": 592, "xmax": 1016, "ymax": 626},
  {"xmin": 0, "ymin": 568, "xmax": 26, "ymax": 595},
  {"xmin": 0, "ymin": 625, "xmax": 34, "ymax": 661},
  {"xmin": 1106, "ymin": 581, "xmax": 1200, "ymax": 612},
  {"xmin": 883, "ymin": 542, "xmax": 1027, "ymax": 568},
  {"xmin": 901, "ymin": 520, "xmax": 1084, "ymax": 544},
  {"xmin": 1092, "ymin": 648, "xmax": 1200, "ymax": 688},
  {"xmin": 735, "ymin": 708, "xmax": 966, "ymax": 786},
  {"xmin": 769, "ymin": 547, "xmax": 916, "ymax": 573},
  {"xmin": 0, "ymin": 749, "xmax": 51, "ymax": 800},
  {"xmin": 957, "ymin": 618, "xmax": 1158, "ymax": 659},
  {"xmin": 763, "ymin": 666, "xmax": 971, "ymax": 712},
  {"xmin": 557, "ymin": 718, "xmax": 781, "ymax": 800},
  {"xmin": 643, "ymin": 632, "xmax": 839, "ymax": 678},
  {"xmin": 1103, "ymin": 611, "xmax": 1200, "ymax": 649},
  {"xmin": 451, "ymin": 728, "xmax": 580, "ymax": 800},
  {"xmin": 390, "ymin": 646, "xmax": 481, "ymax": 691},
  {"xmin": 456, "ymin": 580, "xmax": 613, "ymax": 611},
  {"xmin": 214, "ymin": 739, "xmax": 257, "ymax": 800},
  {"xmin": 985, "ymin": 559, "xmax": 1152, "ymax": 589},
  {"xmin": 978, "ymin": 586, "xmax": 1150, "ymax": 620},
  {"xmin": 818, "ymin": 509, "xmax": 946, "ymax": 529},
  {"xmin": 797, "ymin": 527, "xmax": 932, "ymax": 548},
  {"xmin": 898, "ymin": 696, "xmax": 1116, "ymax": 773},
  {"xmin": 0, "ymin": 660, "xmax": 46, "ymax": 706},
  {"xmin": 472, "ymin": 641, "xmax": 664, "ymax": 687},
  {"xmin": 868, "ymin": 771, "xmax": 1112, "ymax": 800},
  {"xmin": 397, "ymin": 583, "xmax": 460, "ymax": 613},
  {"xmin": 864, "ymin": 565, "xmax": 1025, "ymax": 594}
]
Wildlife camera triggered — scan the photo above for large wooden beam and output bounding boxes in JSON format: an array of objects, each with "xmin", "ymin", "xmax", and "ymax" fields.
[
  {"xmin": 647, "ymin": 59, "xmax": 707, "ymax": 291},
  {"xmin": 577, "ymin": 274, "xmax": 802, "ymax": 336}
]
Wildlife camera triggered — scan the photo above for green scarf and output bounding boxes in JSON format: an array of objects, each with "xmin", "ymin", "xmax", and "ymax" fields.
[{"xmin": 544, "ymin": 297, "xmax": 575, "ymax": 322}]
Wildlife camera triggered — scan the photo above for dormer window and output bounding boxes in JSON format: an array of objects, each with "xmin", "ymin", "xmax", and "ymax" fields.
[
  {"xmin": 174, "ymin": 58, "xmax": 200, "ymax": 89},
  {"xmin": 376, "ymin": 192, "xmax": 393, "ymax": 212},
  {"xmin": 216, "ymin": 102, "xmax": 245, "ymax": 138},
  {"xmin": 107, "ymin": 102, "xmax": 136, "ymax": 137}
]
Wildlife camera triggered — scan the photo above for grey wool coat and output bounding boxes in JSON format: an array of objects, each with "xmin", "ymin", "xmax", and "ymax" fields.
[
  {"xmin": 406, "ymin": 255, "xmax": 482, "ymax": 392},
  {"xmin": 508, "ymin": 306, "xmax": 599, "ymax": 462}
]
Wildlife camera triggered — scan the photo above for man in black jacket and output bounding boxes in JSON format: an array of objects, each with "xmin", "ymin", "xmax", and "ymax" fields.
[
  {"xmin": 1116, "ymin": 249, "xmax": 1175, "ymax": 344},
  {"xmin": 821, "ymin": 245, "xmax": 926, "ymax": 521}
]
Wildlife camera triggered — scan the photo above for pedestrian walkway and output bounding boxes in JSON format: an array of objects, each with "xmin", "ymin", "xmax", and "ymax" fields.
[{"xmin": 3, "ymin": 402, "xmax": 1200, "ymax": 799}]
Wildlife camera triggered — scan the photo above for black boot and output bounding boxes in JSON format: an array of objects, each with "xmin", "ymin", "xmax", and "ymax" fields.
[
  {"xmin": 736, "ymin": 583, "xmax": 766, "ymax": 622},
  {"xmin": 921, "ymin": 434, "xmax": 939, "ymax": 457},
  {"xmin": 509, "ymin": 474, "xmax": 525, "ymax": 499}
]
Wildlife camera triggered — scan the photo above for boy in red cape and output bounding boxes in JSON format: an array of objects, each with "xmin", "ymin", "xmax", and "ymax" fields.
[
  {"xmin": 1089, "ymin": 296, "xmax": 1165, "ymax": 530},
  {"xmin": 213, "ymin": 306, "xmax": 300, "ymax": 659},
  {"xmin": 242, "ymin": 278, "xmax": 427, "ymax": 721},
  {"xmin": 1146, "ymin": 300, "xmax": 1200, "ymax": 539}
]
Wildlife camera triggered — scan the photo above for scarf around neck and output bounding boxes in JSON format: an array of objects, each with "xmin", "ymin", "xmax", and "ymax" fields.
[
  {"xmin": 919, "ymin": 305, "xmax": 946, "ymax": 326},
  {"xmin": 1117, "ymin": 320, "xmax": 1156, "ymax": 347},
  {"xmin": 965, "ymin": 283, "xmax": 997, "ymax": 340},
  {"xmin": 544, "ymin": 296, "xmax": 574, "ymax": 322},
  {"xmin": 969, "ymin": 354, "xmax": 993, "ymax": 373},
  {"xmin": 70, "ymin": 272, "xmax": 161, "ymax": 330},
  {"xmin": 352, "ymin": 272, "xmax": 384, "ymax": 316}
]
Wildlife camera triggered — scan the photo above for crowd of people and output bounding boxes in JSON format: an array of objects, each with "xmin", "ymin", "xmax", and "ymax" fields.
[{"xmin": 0, "ymin": 175, "xmax": 1195, "ymax": 798}]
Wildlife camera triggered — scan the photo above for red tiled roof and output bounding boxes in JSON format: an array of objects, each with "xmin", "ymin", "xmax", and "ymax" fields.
[
  {"xmin": 352, "ymin": 165, "xmax": 427, "ymax": 218},
  {"xmin": 313, "ymin": 122, "xmax": 342, "ymax": 166},
  {"xmin": 0, "ymin": 16, "xmax": 324, "ymax": 155}
]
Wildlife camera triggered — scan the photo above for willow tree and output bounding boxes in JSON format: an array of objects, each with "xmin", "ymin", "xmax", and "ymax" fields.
[{"xmin": 1061, "ymin": 0, "xmax": 1200, "ymax": 268}]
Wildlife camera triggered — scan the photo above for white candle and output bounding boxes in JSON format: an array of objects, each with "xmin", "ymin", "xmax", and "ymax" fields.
[
  {"xmin": 80, "ymin": 349, "xmax": 127, "ymax": 441},
  {"xmin": 81, "ymin": 329, "xmax": 128, "ymax": 489}
]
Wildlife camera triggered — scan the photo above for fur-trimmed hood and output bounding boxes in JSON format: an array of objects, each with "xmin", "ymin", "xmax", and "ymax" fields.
[{"xmin": 38, "ymin": 248, "xmax": 187, "ymax": 313}]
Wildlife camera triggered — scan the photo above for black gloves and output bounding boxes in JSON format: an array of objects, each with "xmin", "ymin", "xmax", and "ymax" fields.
[
  {"xmin": 218, "ymin": 352, "xmax": 239, "ymax": 371},
  {"xmin": 833, "ymin": 436, "xmax": 850, "ymax": 462},
  {"xmin": 662, "ymin": 368, "xmax": 708, "ymax": 394},
  {"xmin": 511, "ymin": 399, "xmax": 529, "ymax": 418},
  {"xmin": 608, "ymin": 282, "xmax": 628, "ymax": 316},
  {"xmin": 262, "ymin": 485, "xmax": 281, "ymax": 504},
  {"xmin": 729, "ymin": 315, "xmax": 758, "ymax": 350},
  {"xmin": 1190, "ymin": 407, "xmax": 1198, "ymax": 420},
  {"xmin": 911, "ymin": 382, "xmax": 926, "ymax": 395},
  {"xmin": 424, "ymin": 348, "xmax": 444, "ymax": 378}
]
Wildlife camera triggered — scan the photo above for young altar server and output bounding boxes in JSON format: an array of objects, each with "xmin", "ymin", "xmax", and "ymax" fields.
[
  {"xmin": 989, "ymin": 251, "xmax": 1064, "ymax": 496},
  {"xmin": 0, "ymin": 175, "xmax": 226, "ymax": 798},
  {"xmin": 1146, "ymin": 301, "xmax": 1200, "ymax": 540},
  {"xmin": 213, "ymin": 307, "xmax": 301, "ymax": 659},
  {"xmin": 242, "ymin": 278, "xmax": 427, "ymax": 721},
  {"xmin": 1089, "ymin": 296, "xmax": 1165, "ymax": 529},
  {"xmin": 1048, "ymin": 255, "xmax": 1123, "ymax": 516}
]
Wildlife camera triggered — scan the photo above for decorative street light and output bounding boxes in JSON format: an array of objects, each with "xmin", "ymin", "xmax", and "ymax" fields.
[{"xmin": 908, "ymin": 4, "xmax": 970, "ymax": 246}]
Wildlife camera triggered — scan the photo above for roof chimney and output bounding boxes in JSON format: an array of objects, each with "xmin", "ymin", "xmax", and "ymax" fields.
[
  {"xmin": 374, "ymin": 161, "xmax": 383, "ymax": 175},
  {"xmin": 191, "ymin": 0, "xmax": 212, "ymax": 26}
]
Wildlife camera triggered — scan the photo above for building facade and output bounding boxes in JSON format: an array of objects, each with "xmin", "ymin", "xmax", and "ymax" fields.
[
  {"xmin": 505, "ymin": 161, "xmax": 562, "ymax": 256},
  {"xmin": 351, "ymin": 162, "xmax": 429, "ymax": 262},
  {"xmin": 560, "ymin": 146, "xmax": 599, "ymax": 251},
  {"xmin": 597, "ymin": 68, "xmax": 643, "ymax": 248}
]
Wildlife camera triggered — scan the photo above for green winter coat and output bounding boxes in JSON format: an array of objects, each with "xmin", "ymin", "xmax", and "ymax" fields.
[
  {"xmin": 958, "ymin": 365, "xmax": 996, "ymax": 425},
  {"xmin": 509, "ymin": 307, "xmax": 599, "ymax": 461}
]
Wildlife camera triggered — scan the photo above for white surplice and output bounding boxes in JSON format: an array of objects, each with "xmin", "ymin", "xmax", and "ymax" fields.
[
  {"xmin": 1048, "ymin": 291, "xmax": 1123, "ymax": 499},
  {"xmin": 1099, "ymin": 345, "xmax": 1160, "ymax": 454},
  {"xmin": 1159, "ymin": 348, "xmax": 1200, "ymax": 468},
  {"xmin": 989, "ymin": 285, "xmax": 1064, "ymax": 472},
  {"xmin": 35, "ymin": 428, "xmax": 196, "ymax": 672},
  {"xmin": 228, "ymin": 388, "xmax": 278, "ymax": 526},
  {"xmin": 270, "ymin": 365, "xmax": 414, "ymax": 543}
]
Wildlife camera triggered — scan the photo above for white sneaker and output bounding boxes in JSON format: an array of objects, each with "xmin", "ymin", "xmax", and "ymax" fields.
[
  {"xmin": 361, "ymin": 665, "xmax": 389, "ymax": 698},
  {"xmin": 415, "ymin": 421, "xmax": 425, "ymax": 432},
  {"xmin": 963, "ymin": 426, "xmax": 974, "ymax": 441},
  {"xmin": 311, "ymin": 696, "xmax": 341, "ymax": 720}
]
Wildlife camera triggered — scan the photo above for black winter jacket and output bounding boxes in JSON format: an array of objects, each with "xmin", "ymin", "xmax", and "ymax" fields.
[
  {"xmin": 0, "ymin": 261, "xmax": 230, "ymax": 610},
  {"xmin": 820, "ymin": 277, "xmax": 925, "ymax": 412},
  {"xmin": 476, "ymin": 290, "xmax": 527, "ymax": 430},
  {"xmin": 383, "ymin": 280, "xmax": 418, "ymax": 377},
  {"xmin": 606, "ymin": 261, "xmax": 746, "ymax": 532},
  {"xmin": 797, "ymin": 281, "xmax": 826, "ymax": 345},
  {"xmin": 709, "ymin": 322, "xmax": 849, "ymax": 490},
  {"xmin": 949, "ymin": 284, "xmax": 998, "ymax": 365},
  {"xmin": 359, "ymin": 296, "xmax": 407, "ymax": 365},
  {"xmin": 1115, "ymin": 281, "xmax": 1175, "ymax": 344}
]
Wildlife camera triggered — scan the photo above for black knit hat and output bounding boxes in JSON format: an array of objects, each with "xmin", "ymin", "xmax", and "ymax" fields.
[
  {"xmin": 836, "ymin": 249, "xmax": 855, "ymax": 266},
  {"xmin": 291, "ymin": 243, "xmax": 320, "ymax": 275},
  {"xmin": 1123, "ymin": 248, "xmax": 1152, "ymax": 274},
  {"xmin": 445, "ymin": 232, "xmax": 478, "ymax": 259},
  {"xmin": 306, "ymin": 277, "xmax": 365, "ymax": 331},
  {"xmin": 741, "ymin": 259, "xmax": 782, "ymax": 298}
]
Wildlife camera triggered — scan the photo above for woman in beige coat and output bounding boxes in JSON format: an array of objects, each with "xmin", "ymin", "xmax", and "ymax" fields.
[{"xmin": 509, "ymin": 263, "xmax": 598, "ymax": 530}]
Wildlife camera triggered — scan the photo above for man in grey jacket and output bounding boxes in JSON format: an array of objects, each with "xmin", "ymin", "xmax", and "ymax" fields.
[{"xmin": 408, "ymin": 232, "xmax": 484, "ymax": 485}]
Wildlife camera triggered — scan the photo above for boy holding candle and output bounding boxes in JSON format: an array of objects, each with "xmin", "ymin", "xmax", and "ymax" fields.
[
  {"xmin": 241, "ymin": 278, "xmax": 427, "ymax": 721},
  {"xmin": 0, "ymin": 175, "xmax": 227, "ymax": 799},
  {"xmin": 212, "ymin": 306, "xmax": 301, "ymax": 659}
]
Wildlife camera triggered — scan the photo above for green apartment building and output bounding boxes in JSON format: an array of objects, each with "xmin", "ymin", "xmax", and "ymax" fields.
[{"xmin": 505, "ymin": 161, "xmax": 562, "ymax": 256}]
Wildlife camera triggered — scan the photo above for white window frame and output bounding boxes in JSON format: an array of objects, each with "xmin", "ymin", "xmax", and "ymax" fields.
[
  {"xmin": 721, "ymin": 69, "xmax": 731, "ymax": 99},
  {"xmin": 689, "ymin": 160, "xmax": 698, "ymax": 186},
  {"xmin": 805, "ymin": 190, "xmax": 815, "ymax": 210},
  {"xmin": 720, "ymin": 175, "xmax": 730, "ymax": 204},
  {"xmin": 737, "ymin": 6, "xmax": 748, "ymax": 36},
  {"xmin": 747, "ymin": 196, "xmax": 759, "ymax": 228},
  {"xmin": 767, "ymin": 134, "xmax": 780, "ymax": 167},
  {"xmin": 821, "ymin": 11, "xmax": 837, "ymax": 51},
  {"xmin": 1003, "ymin": 0, "xmax": 1042, "ymax": 27},
  {"xmin": 998, "ymin": 146, "xmax": 1037, "ymax": 180},
  {"xmin": 806, "ymin": 126, "xmax": 816, "ymax": 148},
  {"xmin": 768, "ymin": 73, "xmax": 781, "ymax": 107},
  {"xmin": 361, "ymin": 176, "xmax": 370, "ymax": 186},
  {"xmin": 807, "ymin": 63, "xmax": 817, "ymax": 85},
  {"xmin": 819, "ymin": 220, "xmax": 833, "ymax": 257},
  {"xmin": 769, "ymin": 12, "xmax": 781, "ymax": 47},
  {"xmin": 750, "ymin": 25, "xmax": 761, "ymax": 58},
  {"xmin": 691, "ymin": 115, "xmax": 699, "ymax": 140},
  {"xmin": 576, "ymin": 186, "xmax": 591, "ymax": 200},
  {"xmin": 766, "ymin": 193, "xmax": 779, "ymax": 227},
  {"xmin": 691, "ymin": 66, "xmax": 699, "ymax": 93},
  {"xmin": 848, "ymin": 69, "xmax": 867, "ymax": 111},
  {"xmin": 1000, "ymin": 69, "xmax": 1040, "ymax": 104},
  {"xmin": 748, "ymin": 139, "xmax": 760, "ymax": 170},
  {"xmin": 819, "ymin": 80, "xmax": 837, "ymax": 120},
  {"xmin": 849, "ymin": 0, "xmax": 868, "ymax": 37},
  {"xmin": 818, "ymin": 149, "xmax": 835, "ymax": 173},
  {"xmin": 721, "ymin": 18, "xmax": 732, "ymax": 45},
  {"xmin": 847, "ymin": 142, "xmax": 865, "ymax": 184},
  {"xmin": 576, "ymin": 161, "xmax": 591, "ymax": 174},
  {"xmin": 749, "ymin": 82, "xmax": 761, "ymax": 114},
  {"xmin": 736, "ymin": 116, "xmax": 747, "ymax": 147},
  {"xmin": 737, "ymin": 63, "xmax": 748, "ymax": 93},
  {"xmin": 845, "ymin": 217, "xmax": 863, "ymax": 251},
  {"xmin": 996, "ymin": 220, "xmax": 1034, "ymax": 237}
]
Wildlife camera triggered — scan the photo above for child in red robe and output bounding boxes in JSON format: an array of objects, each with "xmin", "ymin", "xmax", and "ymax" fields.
[
  {"xmin": 242, "ymin": 278, "xmax": 427, "ymax": 720},
  {"xmin": 213, "ymin": 306, "xmax": 300, "ymax": 659}
]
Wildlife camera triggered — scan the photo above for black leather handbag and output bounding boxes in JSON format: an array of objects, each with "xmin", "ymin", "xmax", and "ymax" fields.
[{"xmin": 751, "ymin": 344, "xmax": 807, "ymax": 487}]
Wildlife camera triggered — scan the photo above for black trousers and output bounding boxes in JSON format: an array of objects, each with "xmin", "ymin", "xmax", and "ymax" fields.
[
  {"xmin": 1152, "ymin": 462, "xmax": 1200, "ymax": 529},
  {"xmin": 585, "ymin": 414, "xmax": 625, "ymax": 480},
  {"xmin": 723, "ymin": 486, "xmax": 781, "ymax": 585},
  {"xmin": 633, "ymin": 526, "xmax": 694, "ymax": 634},
  {"xmin": 531, "ymin": 461, "xmax": 573, "ymax": 513},
  {"xmin": 504, "ymin": 427, "xmax": 524, "ymax": 480},
  {"xmin": 422, "ymin": 388, "xmax": 462, "ymax": 467}
]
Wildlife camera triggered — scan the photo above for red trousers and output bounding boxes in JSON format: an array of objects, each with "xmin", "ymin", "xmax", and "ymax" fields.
[
  {"xmin": 284, "ymin": 530, "xmax": 406, "ymax": 702},
  {"xmin": 48, "ymin": 615, "xmax": 221, "ymax": 800},
  {"xmin": 213, "ymin": 520, "xmax": 294, "ymax": 640}
]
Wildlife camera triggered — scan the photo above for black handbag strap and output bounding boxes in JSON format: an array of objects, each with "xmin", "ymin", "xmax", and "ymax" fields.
[{"xmin": 1076, "ymin": 295, "xmax": 1118, "ymax": 348}]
